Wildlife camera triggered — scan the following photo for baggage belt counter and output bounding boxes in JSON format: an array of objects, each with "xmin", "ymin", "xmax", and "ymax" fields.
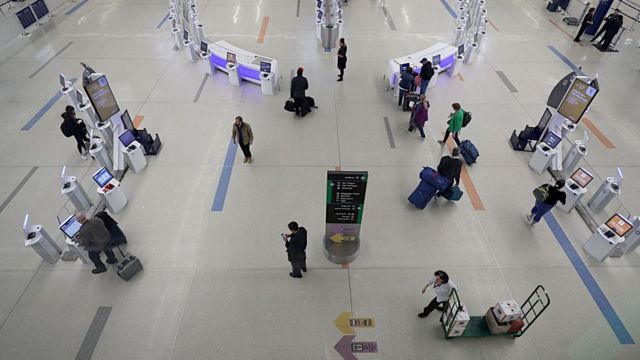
[
  {"xmin": 387, "ymin": 42, "xmax": 457, "ymax": 89},
  {"xmin": 208, "ymin": 40, "xmax": 279, "ymax": 86}
]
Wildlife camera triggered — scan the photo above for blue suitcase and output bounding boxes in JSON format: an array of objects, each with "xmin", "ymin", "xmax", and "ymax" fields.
[
  {"xmin": 460, "ymin": 140, "xmax": 479, "ymax": 165},
  {"xmin": 419, "ymin": 167, "xmax": 451, "ymax": 192},
  {"xmin": 408, "ymin": 180, "xmax": 437, "ymax": 209}
]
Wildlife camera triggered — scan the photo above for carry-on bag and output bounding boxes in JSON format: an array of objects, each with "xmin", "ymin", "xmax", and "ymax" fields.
[
  {"xmin": 459, "ymin": 140, "xmax": 479, "ymax": 165},
  {"xmin": 408, "ymin": 180, "xmax": 437, "ymax": 209},
  {"xmin": 305, "ymin": 96, "xmax": 317, "ymax": 108},
  {"xmin": 419, "ymin": 167, "xmax": 451, "ymax": 192},
  {"xmin": 284, "ymin": 98, "xmax": 295, "ymax": 112},
  {"xmin": 113, "ymin": 246, "xmax": 143, "ymax": 281},
  {"xmin": 443, "ymin": 186, "xmax": 464, "ymax": 201},
  {"xmin": 403, "ymin": 93, "xmax": 419, "ymax": 111}
]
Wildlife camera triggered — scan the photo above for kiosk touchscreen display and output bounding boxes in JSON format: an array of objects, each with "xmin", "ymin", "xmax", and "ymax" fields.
[
  {"xmin": 317, "ymin": 0, "xmax": 322, "ymax": 8},
  {"xmin": 200, "ymin": 41, "xmax": 208, "ymax": 53},
  {"xmin": 75, "ymin": 89, "xmax": 84, "ymax": 105},
  {"xmin": 121, "ymin": 110, "xmax": 134, "ymax": 130},
  {"xmin": 16, "ymin": 6, "xmax": 37, "ymax": 30},
  {"xmin": 557, "ymin": 78, "xmax": 598, "ymax": 124},
  {"xmin": 59, "ymin": 74, "xmax": 66, "ymax": 88},
  {"xmin": 432, "ymin": 55, "xmax": 441, "ymax": 66},
  {"xmin": 118, "ymin": 130, "xmax": 136, "ymax": 147},
  {"xmin": 183, "ymin": 30, "xmax": 189, "ymax": 42},
  {"xmin": 92, "ymin": 167, "xmax": 113, "ymax": 187},
  {"xmin": 457, "ymin": 44, "xmax": 465, "ymax": 55},
  {"xmin": 473, "ymin": 32, "xmax": 478, "ymax": 44},
  {"xmin": 570, "ymin": 168, "xmax": 594, "ymax": 188},
  {"xmin": 605, "ymin": 214, "xmax": 634, "ymax": 238},
  {"xmin": 260, "ymin": 61, "xmax": 271, "ymax": 73},
  {"xmin": 542, "ymin": 131, "xmax": 561, "ymax": 149},
  {"xmin": 226, "ymin": 52, "xmax": 237, "ymax": 64},
  {"xmin": 317, "ymin": 10, "xmax": 323, "ymax": 21},
  {"xmin": 31, "ymin": 0, "xmax": 50, "ymax": 19},
  {"xmin": 59, "ymin": 214, "xmax": 82, "ymax": 239},
  {"xmin": 399, "ymin": 63, "xmax": 410, "ymax": 73},
  {"xmin": 84, "ymin": 75, "xmax": 120, "ymax": 121}
]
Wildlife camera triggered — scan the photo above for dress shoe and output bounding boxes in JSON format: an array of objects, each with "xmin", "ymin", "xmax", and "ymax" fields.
[
  {"xmin": 289, "ymin": 272, "xmax": 302, "ymax": 278},
  {"xmin": 92, "ymin": 267, "xmax": 107, "ymax": 274},
  {"xmin": 417, "ymin": 313, "xmax": 428, "ymax": 318},
  {"xmin": 106, "ymin": 258, "xmax": 117, "ymax": 265},
  {"xmin": 302, "ymin": 267, "xmax": 307, "ymax": 272}
]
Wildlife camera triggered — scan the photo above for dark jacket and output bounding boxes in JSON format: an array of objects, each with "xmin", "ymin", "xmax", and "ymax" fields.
[
  {"xmin": 286, "ymin": 227, "xmax": 307, "ymax": 255},
  {"xmin": 77, "ymin": 218, "xmax": 111, "ymax": 251},
  {"xmin": 543, "ymin": 186, "xmax": 567, "ymax": 206},
  {"xmin": 337, "ymin": 46, "xmax": 347, "ymax": 69},
  {"xmin": 437, "ymin": 156, "xmax": 462, "ymax": 185},
  {"xmin": 399, "ymin": 71, "xmax": 414, "ymax": 91},
  {"xmin": 419, "ymin": 63, "xmax": 434, "ymax": 81},
  {"xmin": 61, "ymin": 112, "xmax": 87, "ymax": 137},
  {"xmin": 290, "ymin": 75, "xmax": 308, "ymax": 98},
  {"xmin": 582, "ymin": 12, "xmax": 594, "ymax": 26},
  {"xmin": 604, "ymin": 16, "xmax": 623, "ymax": 37}
]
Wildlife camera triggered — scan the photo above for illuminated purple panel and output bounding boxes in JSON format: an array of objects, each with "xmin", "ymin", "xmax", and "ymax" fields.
[
  {"xmin": 439, "ymin": 54, "xmax": 455, "ymax": 69},
  {"xmin": 238, "ymin": 65, "xmax": 260, "ymax": 80},
  {"xmin": 210, "ymin": 53, "xmax": 227, "ymax": 70}
]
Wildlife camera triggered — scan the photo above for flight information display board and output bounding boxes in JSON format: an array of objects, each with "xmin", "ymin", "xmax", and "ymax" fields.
[
  {"xmin": 557, "ymin": 78, "xmax": 598, "ymax": 124},
  {"xmin": 84, "ymin": 75, "xmax": 120, "ymax": 121}
]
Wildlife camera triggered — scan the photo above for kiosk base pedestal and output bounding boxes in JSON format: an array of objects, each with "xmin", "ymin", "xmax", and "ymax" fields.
[
  {"xmin": 583, "ymin": 226, "xmax": 624, "ymax": 262},
  {"xmin": 98, "ymin": 185, "xmax": 128, "ymax": 214},
  {"xmin": 323, "ymin": 236, "xmax": 359, "ymax": 264},
  {"xmin": 528, "ymin": 144, "xmax": 557, "ymax": 175}
]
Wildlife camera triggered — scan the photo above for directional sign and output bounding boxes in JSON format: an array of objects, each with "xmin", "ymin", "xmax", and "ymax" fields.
[
  {"xmin": 334, "ymin": 312, "xmax": 376, "ymax": 334},
  {"xmin": 330, "ymin": 234, "xmax": 357, "ymax": 243},
  {"xmin": 335, "ymin": 335, "xmax": 378, "ymax": 360}
]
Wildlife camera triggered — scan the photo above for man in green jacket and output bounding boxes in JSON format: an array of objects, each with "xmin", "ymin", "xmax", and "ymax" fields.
[{"xmin": 439, "ymin": 103, "xmax": 463, "ymax": 146}]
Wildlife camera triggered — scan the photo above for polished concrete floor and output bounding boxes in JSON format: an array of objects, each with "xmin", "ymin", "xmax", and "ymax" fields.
[{"xmin": 1, "ymin": 0, "xmax": 640, "ymax": 359}]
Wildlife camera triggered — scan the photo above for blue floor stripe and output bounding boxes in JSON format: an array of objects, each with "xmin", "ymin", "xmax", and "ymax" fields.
[
  {"xmin": 21, "ymin": 78, "xmax": 78, "ymax": 131},
  {"xmin": 65, "ymin": 0, "xmax": 90, "ymax": 16},
  {"xmin": 439, "ymin": 0, "xmax": 457, "ymax": 18},
  {"xmin": 156, "ymin": 13, "xmax": 170, "ymax": 29},
  {"xmin": 211, "ymin": 139, "xmax": 238, "ymax": 211},
  {"xmin": 547, "ymin": 45, "xmax": 585, "ymax": 76},
  {"xmin": 544, "ymin": 213, "xmax": 634, "ymax": 344},
  {"xmin": 324, "ymin": 48, "xmax": 331, "ymax": 53}
]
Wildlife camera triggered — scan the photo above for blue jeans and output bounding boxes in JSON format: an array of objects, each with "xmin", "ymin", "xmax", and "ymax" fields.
[
  {"xmin": 531, "ymin": 201, "xmax": 554, "ymax": 223},
  {"xmin": 419, "ymin": 79, "xmax": 429, "ymax": 95}
]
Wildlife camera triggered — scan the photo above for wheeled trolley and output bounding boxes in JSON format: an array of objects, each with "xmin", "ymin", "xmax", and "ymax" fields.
[{"xmin": 441, "ymin": 285, "xmax": 550, "ymax": 339}]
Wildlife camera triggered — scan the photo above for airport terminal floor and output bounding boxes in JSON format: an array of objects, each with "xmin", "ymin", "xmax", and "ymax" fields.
[{"xmin": 2, "ymin": 0, "xmax": 640, "ymax": 359}]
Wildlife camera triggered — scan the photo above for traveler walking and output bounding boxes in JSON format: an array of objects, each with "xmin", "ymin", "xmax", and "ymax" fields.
[
  {"xmin": 574, "ymin": 8, "xmax": 595, "ymax": 42},
  {"xmin": 282, "ymin": 221, "xmax": 307, "ymax": 278},
  {"xmin": 337, "ymin": 38, "xmax": 347, "ymax": 81},
  {"xmin": 74, "ymin": 213, "xmax": 118, "ymax": 274},
  {"xmin": 407, "ymin": 95, "xmax": 430, "ymax": 139},
  {"xmin": 60, "ymin": 105, "xmax": 89, "ymax": 160},
  {"xmin": 418, "ymin": 58, "xmax": 434, "ymax": 95},
  {"xmin": 526, "ymin": 180, "xmax": 567, "ymax": 226},
  {"xmin": 439, "ymin": 103, "xmax": 464, "ymax": 146},
  {"xmin": 231, "ymin": 116, "xmax": 254, "ymax": 163},
  {"xmin": 418, "ymin": 270, "xmax": 457, "ymax": 318},
  {"xmin": 437, "ymin": 148, "xmax": 462, "ymax": 192},
  {"xmin": 290, "ymin": 67, "xmax": 310, "ymax": 117}
]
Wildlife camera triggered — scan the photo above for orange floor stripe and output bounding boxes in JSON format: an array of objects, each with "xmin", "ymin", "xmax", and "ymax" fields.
[
  {"xmin": 446, "ymin": 138, "xmax": 485, "ymax": 210},
  {"xmin": 341, "ymin": 263, "xmax": 349, "ymax": 269},
  {"xmin": 457, "ymin": 73, "xmax": 464, "ymax": 81},
  {"xmin": 133, "ymin": 115, "xmax": 144, "ymax": 128},
  {"xmin": 335, "ymin": 166, "xmax": 341, "ymax": 171},
  {"xmin": 582, "ymin": 117, "xmax": 616, "ymax": 149},
  {"xmin": 257, "ymin": 16, "xmax": 270, "ymax": 44},
  {"xmin": 547, "ymin": 19, "xmax": 583, "ymax": 46},
  {"xmin": 487, "ymin": 18, "xmax": 500, "ymax": 32}
]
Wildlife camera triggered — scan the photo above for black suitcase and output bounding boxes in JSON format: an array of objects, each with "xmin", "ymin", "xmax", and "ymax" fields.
[
  {"xmin": 114, "ymin": 246, "xmax": 143, "ymax": 281},
  {"xmin": 403, "ymin": 93, "xmax": 419, "ymax": 111},
  {"xmin": 305, "ymin": 96, "xmax": 317, "ymax": 108}
]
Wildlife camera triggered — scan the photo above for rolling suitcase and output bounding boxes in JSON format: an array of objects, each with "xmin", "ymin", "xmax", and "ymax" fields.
[
  {"xmin": 419, "ymin": 167, "xmax": 451, "ymax": 192},
  {"xmin": 403, "ymin": 93, "xmax": 419, "ymax": 111},
  {"xmin": 408, "ymin": 180, "xmax": 437, "ymax": 209},
  {"xmin": 114, "ymin": 246, "xmax": 143, "ymax": 281},
  {"xmin": 459, "ymin": 140, "xmax": 479, "ymax": 165}
]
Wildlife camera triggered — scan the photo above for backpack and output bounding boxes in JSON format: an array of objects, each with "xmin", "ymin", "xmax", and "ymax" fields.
[
  {"xmin": 533, "ymin": 184, "xmax": 550, "ymax": 202},
  {"xmin": 462, "ymin": 111, "xmax": 472, "ymax": 127},
  {"xmin": 60, "ymin": 121, "xmax": 73, "ymax": 137}
]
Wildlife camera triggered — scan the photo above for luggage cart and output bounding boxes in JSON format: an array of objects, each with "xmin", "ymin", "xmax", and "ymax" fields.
[{"xmin": 441, "ymin": 285, "xmax": 550, "ymax": 339}]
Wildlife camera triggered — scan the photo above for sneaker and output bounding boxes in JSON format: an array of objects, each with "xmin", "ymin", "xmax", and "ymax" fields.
[
  {"xmin": 417, "ymin": 313, "xmax": 427, "ymax": 318},
  {"xmin": 243, "ymin": 158, "xmax": 248, "ymax": 163},
  {"xmin": 337, "ymin": 78, "xmax": 343, "ymax": 82},
  {"xmin": 91, "ymin": 267, "xmax": 107, "ymax": 274},
  {"xmin": 438, "ymin": 140, "xmax": 445, "ymax": 145},
  {"xmin": 289, "ymin": 272, "xmax": 302, "ymax": 278},
  {"xmin": 80, "ymin": 154, "xmax": 88, "ymax": 160},
  {"xmin": 106, "ymin": 258, "xmax": 117, "ymax": 265},
  {"xmin": 248, "ymin": 158, "xmax": 253, "ymax": 164},
  {"xmin": 526, "ymin": 213, "xmax": 532, "ymax": 222}
]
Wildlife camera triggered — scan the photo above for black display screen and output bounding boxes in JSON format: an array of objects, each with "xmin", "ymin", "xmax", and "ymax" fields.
[
  {"xmin": 16, "ymin": 6, "xmax": 37, "ymax": 29},
  {"xmin": 31, "ymin": 0, "xmax": 50, "ymax": 19}
]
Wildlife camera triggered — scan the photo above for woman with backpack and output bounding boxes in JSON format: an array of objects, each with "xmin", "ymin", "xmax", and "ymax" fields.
[
  {"xmin": 527, "ymin": 180, "xmax": 566, "ymax": 226},
  {"xmin": 60, "ymin": 106, "xmax": 89, "ymax": 160},
  {"xmin": 439, "ymin": 103, "xmax": 463, "ymax": 146},
  {"xmin": 408, "ymin": 95, "xmax": 429, "ymax": 139}
]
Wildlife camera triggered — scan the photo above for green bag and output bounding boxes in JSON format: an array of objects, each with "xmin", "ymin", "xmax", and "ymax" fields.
[{"xmin": 533, "ymin": 184, "xmax": 550, "ymax": 202}]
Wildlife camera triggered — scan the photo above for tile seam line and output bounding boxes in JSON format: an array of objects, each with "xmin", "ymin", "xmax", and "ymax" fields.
[
  {"xmin": 28, "ymin": 41, "xmax": 74, "ymax": 79},
  {"xmin": 167, "ymin": 269, "xmax": 197, "ymax": 360},
  {"xmin": 0, "ymin": 166, "xmax": 38, "ymax": 213},
  {"xmin": 0, "ymin": 262, "xmax": 43, "ymax": 332}
]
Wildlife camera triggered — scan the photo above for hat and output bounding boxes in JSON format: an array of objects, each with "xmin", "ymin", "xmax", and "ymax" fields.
[{"xmin": 420, "ymin": 57, "xmax": 428, "ymax": 63}]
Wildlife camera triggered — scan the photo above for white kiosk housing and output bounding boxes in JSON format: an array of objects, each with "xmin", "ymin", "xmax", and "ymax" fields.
[
  {"xmin": 587, "ymin": 169, "xmax": 622, "ymax": 212},
  {"xmin": 386, "ymin": 42, "xmax": 458, "ymax": 94},
  {"xmin": 583, "ymin": 214, "xmax": 633, "ymax": 262},
  {"xmin": 23, "ymin": 215, "xmax": 62, "ymax": 264},
  {"xmin": 60, "ymin": 167, "xmax": 92, "ymax": 212},
  {"xmin": 93, "ymin": 167, "xmax": 128, "ymax": 213},
  {"xmin": 208, "ymin": 40, "xmax": 280, "ymax": 91}
]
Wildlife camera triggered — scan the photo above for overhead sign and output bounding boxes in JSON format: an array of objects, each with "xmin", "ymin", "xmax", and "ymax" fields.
[{"xmin": 557, "ymin": 78, "xmax": 598, "ymax": 124}]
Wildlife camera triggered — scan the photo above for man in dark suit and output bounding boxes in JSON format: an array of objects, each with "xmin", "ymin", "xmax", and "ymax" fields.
[
  {"xmin": 290, "ymin": 67, "xmax": 309, "ymax": 117},
  {"xmin": 598, "ymin": 14, "xmax": 624, "ymax": 50},
  {"xmin": 283, "ymin": 221, "xmax": 307, "ymax": 278},
  {"xmin": 436, "ymin": 148, "xmax": 462, "ymax": 195},
  {"xmin": 591, "ymin": 10, "xmax": 620, "ymax": 44}
]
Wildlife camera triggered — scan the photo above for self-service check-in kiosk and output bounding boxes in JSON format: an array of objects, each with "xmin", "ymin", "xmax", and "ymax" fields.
[
  {"xmin": 199, "ymin": 41, "xmax": 214, "ymax": 75},
  {"xmin": 183, "ymin": 30, "xmax": 197, "ymax": 63},
  {"xmin": 558, "ymin": 168, "xmax": 593, "ymax": 213},
  {"xmin": 76, "ymin": 89, "xmax": 100, "ymax": 130},
  {"xmin": 59, "ymin": 214, "xmax": 91, "ymax": 264},
  {"xmin": 583, "ymin": 214, "xmax": 632, "ymax": 262},
  {"xmin": 225, "ymin": 52, "xmax": 241, "ymax": 86},
  {"xmin": 587, "ymin": 168, "xmax": 622, "ymax": 212},
  {"xmin": 60, "ymin": 166, "xmax": 92, "ymax": 212},
  {"xmin": 171, "ymin": 19, "xmax": 184, "ymax": 50},
  {"xmin": 119, "ymin": 130, "xmax": 147, "ymax": 173},
  {"xmin": 528, "ymin": 131, "xmax": 561, "ymax": 175},
  {"xmin": 23, "ymin": 215, "xmax": 62, "ymax": 263},
  {"xmin": 59, "ymin": 73, "xmax": 81, "ymax": 110},
  {"xmin": 610, "ymin": 216, "xmax": 640, "ymax": 256},
  {"xmin": 259, "ymin": 60, "xmax": 275, "ymax": 96},
  {"xmin": 563, "ymin": 132, "xmax": 588, "ymax": 175},
  {"xmin": 93, "ymin": 167, "xmax": 127, "ymax": 213},
  {"xmin": 89, "ymin": 135, "xmax": 113, "ymax": 171}
]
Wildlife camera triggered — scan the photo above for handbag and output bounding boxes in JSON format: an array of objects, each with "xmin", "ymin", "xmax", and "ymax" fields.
[
  {"xmin": 533, "ymin": 184, "xmax": 550, "ymax": 202},
  {"xmin": 284, "ymin": 98, "xmax": 295, "ymax": 112}
]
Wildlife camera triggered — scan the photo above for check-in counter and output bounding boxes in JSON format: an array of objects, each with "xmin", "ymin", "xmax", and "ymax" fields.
[
  {"xmin": 208, "ymin": 40, "xmax": 279, "ymax": 87},
  {"xmin": 386, "ymin": 42, "xmax": 457, "ymax": 89}
]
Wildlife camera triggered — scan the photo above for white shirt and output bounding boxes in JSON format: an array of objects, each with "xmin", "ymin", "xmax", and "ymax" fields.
[{"xmin": 426, "ymin": 276, "xmax": 458, "ymax": 302}]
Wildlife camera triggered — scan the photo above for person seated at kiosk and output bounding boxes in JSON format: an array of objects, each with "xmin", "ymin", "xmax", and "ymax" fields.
[
  {"xmin": 527, "ymin": 180, "xmax": 567, "ymax": 226},
  {"xmin": 74, "ymin": 213, "xmax": 118, "ymax": 274},
  {"xmin": 290, "ymin": 67, "xmax": 310, "ymax": 117}
]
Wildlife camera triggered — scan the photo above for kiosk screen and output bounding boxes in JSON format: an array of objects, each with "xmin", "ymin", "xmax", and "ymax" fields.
[
  {"xmin": 570, "ymin": 168, "xmax": 594, "ymax": 188},
  {"xmin": 317, "ymin": 0, "xmax": 322, "ymax": 8},
  {"xmin": 200, "ymin": 41, "xmax": 208, "ymax": 53},
  {"xmin": 432, "ymin": 55, "xmax": 441, "ymax": 66},
  {"xmin": 121, "ymin": 110, "xmax": 134, "ymax": 130},
  {"xmin": 317, "ymin": 10, "xmax": 323, "ymax": 21},
  {"xmin": 537, "ymin": 108, "xmax": 552, "ymax": 133},
  {"xmin": 399, "ymin": 63, "xmax": 410, "ymax": 73},
  {"xmin": 260, "ymin": 61, "xmax": 272, "ymax": 73},
  {"xmin": 473, "ymin": 32, "xmax": 478, "ymax": 44},
  {"xmin": 457, "ymin": 44, "xmax": 465, "ymax": 55},
  {"xmin": 31, "ymin": 0, "xmax": 50, "ymax": 19},
  {"xmin": 59, "ymin": 215, "xmax": 82, "ymax": 239},
  {"xmin": 183, "ymin": 30, "xmax": 189, "ymax": 42},
  {"xmin": 226, "ymin": 52, "xmax": 236, "ymax": 64},
  {"xmin": 16, "ymin": 6, "xmax": 37, "ymax": 29},
  {"xmin": 118, "ymin": 129, "xmax": 136, "ymax": 147},
  {"xmin": 557, "ymin": 78, "xmax": 598, "ymax": 124},
  {"xmin": 59, "ymin": 74, "xmax": 66, "ymax": 88},
  {"xmin": 84, "ymin": 75, "xmax": 120, "ymax": 121},
  {"xmin": 605, "ymin": 214, "xmax": 634, "ymax": 237},
  {"xmin": 75, "ymin": 89, "xmax": 83, "ymax": 104},
  {"xmin": 542, "ymin": 131, "xmax": 561, "ymax": 149},
  {"xmin": 92, "ymin": 167, "xmax": 114, "ymax": 187}
]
